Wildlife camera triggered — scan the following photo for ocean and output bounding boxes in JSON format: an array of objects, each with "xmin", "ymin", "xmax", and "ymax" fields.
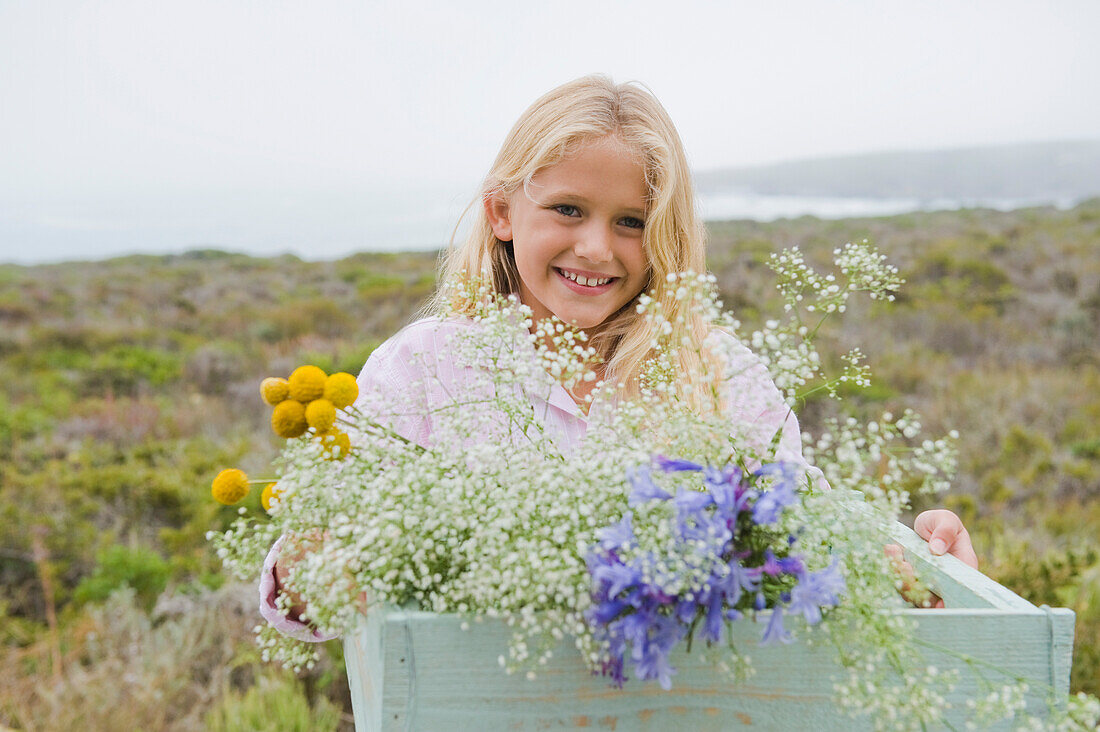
[{"xmin": 0, "ymin": 189, "xmax": 1083, "ymax": 266}]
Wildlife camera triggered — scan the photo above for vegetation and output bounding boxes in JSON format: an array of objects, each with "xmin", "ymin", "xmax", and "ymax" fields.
[{"xmin": 2, "ymin": 201, "xmax": 1098, "ymax": 728}]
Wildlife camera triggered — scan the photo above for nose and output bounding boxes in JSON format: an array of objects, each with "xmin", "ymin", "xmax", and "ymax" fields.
[{"xmin": 573, "ymin": 222, "xmax": 614, "ymax": 263}]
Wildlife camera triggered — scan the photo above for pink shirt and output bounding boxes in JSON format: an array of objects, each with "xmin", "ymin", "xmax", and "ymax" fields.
[{"xmin": 259, "ymin": 317, "xmax": 814, "ymax": 641}]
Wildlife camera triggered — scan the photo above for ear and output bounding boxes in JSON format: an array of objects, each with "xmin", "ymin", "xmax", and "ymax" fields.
[{"xmin": 483, "ymin": 190, "xmax": 513, "ymax": 242}]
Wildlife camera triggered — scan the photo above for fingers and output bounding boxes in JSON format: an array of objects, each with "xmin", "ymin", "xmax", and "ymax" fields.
[
  {"xmin": 913, "ymin": 509, "xmax": 959, "ymax": 551},
  {"xmin": 914, "ymin": 509, "xmax": 979, "ymax": 569},
  {"xmin": 275, "ymin": 529, "xmax": 332, "ymax": 623},
  {"xmin": 273, "ymin": 557, "xmax": 309, "ymax": 621},
  {"xmin": 946, "ymin": 530, "xmax": 979, "ymax": 569},
  {"xmin": 884, "ymin": 544, "xmax": 938, "ymax": 608}
]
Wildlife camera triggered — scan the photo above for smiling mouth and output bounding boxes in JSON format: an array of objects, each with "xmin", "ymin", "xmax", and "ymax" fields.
[{"xmin": 556, "ymin": 267, "xmax": 617, "ymax": 288}]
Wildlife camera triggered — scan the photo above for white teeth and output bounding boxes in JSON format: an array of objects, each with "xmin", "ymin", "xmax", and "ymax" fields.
[{"xmin": 560, "ymin": 269, "xmax": 611, "ymax": 287}]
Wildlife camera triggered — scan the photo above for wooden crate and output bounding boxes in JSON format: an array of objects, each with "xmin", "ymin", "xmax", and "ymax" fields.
[{"xmin": 343, "ymin": 523, "xmax": 1075, "ymax": 730}]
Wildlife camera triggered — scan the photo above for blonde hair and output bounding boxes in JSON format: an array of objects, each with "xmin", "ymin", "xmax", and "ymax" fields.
[{"xmin": 429, "ymin": 74, "xmax": 710, "ymax": 400}]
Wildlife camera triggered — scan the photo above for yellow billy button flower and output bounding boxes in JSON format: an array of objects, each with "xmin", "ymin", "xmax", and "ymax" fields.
[
  {"xmin": 260, "ymin": 377, "xmax": 290, "ymax": 406},
  {"xmin": 305, "ymin": 398, "xmax": 336, "ymax": 432},
  {"xmin": 261, "ymin": 482, "xmax": 283, "ymax": 512},
  {"xmin": 271, "ymin": 399, "xmax": 308, "ymax": 438},
  {"xmin": 323, "ymin": 372, "xmax": 359, "ymax": 409},
  {"xmin": 318, "ymin": 429, "xmax": 352, "ymax": 460},
  {"xmin": 211, "ymin": 468, "xmax": 249, "ymax": 505},
  {"xmin": 288, "ymin": 365, "xmax": 327, "ymax": 403}
]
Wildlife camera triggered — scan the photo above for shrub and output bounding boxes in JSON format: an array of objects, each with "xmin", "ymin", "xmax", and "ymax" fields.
[
  {"xmin": 253, "ymin": 298, "xmax": 355, "ymax": 343},
  {"xmin": 906, "ymin": 248, "xmax": 1016, "ymax": 311},
  {"xmin": 82, "ymin": 344, "xmax": 182, "ymax": 395},
  {"xmin": 1071, "ymin": 438, "xmax": 1100, "ymax": 461},
  {"xmin": 72, "ymin": 545, "xmax": 171, "ymax": 611},
  {"xmin": 354, "ymin": 272, "xmax": 406, "ymax": 299},
  {"xmin": 183, "ymin": 341, "xmax": 251, "ymax": 394},
  {"xmin": 205, "ymin": 675, "xmax": 343, "ymax": 732}
]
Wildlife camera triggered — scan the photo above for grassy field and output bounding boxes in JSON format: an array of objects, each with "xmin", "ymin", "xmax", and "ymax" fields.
[{"xmin": 2, "ymin": 201, "xmax": 1098, "ymax": 729}]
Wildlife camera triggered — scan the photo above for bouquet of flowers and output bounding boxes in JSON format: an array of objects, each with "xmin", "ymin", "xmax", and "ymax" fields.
[{"xmin": 208, "ymin": 242, "xmax": 1098, "ymax": 731}]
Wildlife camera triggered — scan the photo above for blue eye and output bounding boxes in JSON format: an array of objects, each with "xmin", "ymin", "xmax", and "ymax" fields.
[
  {"xmin": 620, "ymin": 216, "xmax": 645, "ymax": 230},
  {"xmin": 554, "ymin": 204, "xmax": 580, "ymax": 217}
]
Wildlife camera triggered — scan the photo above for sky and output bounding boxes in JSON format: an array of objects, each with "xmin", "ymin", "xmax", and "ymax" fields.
[{"xmin": 2, "ymin": 0, "xmax": 1099, "ymax": 264}]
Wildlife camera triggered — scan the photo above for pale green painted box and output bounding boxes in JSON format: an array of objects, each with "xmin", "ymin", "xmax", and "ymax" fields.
[{"xmin": 343, "ymin": 523, "xmax": 1075, "ymax": 730}]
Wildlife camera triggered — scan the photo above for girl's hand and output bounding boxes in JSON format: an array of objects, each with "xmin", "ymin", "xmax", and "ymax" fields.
[
  {"xmin": 887, "ymin": 509, "xmax": 979, "ymax": 609},
  {"xmin": 274, "ymin": 529, "xmax": 370, "ymax": 623},
  {"xmin": 914, "ymin": 509, "xmax": 979, "ymax": 570},
  {"xmin": 885, "ymin": 543, "xmax": 935, "ymax": 608},
  {"xmin": 273, "ymin": 530, "xmax": 324, "ymax": 622}
]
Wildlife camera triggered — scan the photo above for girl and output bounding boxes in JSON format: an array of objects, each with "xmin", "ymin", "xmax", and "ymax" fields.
[{"xmin": 260, "ymin": 74, "xmax": 977, "ymax": 641}]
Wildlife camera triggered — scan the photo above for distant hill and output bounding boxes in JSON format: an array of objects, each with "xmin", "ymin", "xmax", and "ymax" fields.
[{"xmin": 694, "ymin": 140, "xmax": 1100, "ymax": 202}]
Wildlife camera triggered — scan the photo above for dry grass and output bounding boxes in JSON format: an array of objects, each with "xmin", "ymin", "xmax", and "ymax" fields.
[{"xmin": 0, "ymin": 584, "xmax": 347, "ymax": 731}]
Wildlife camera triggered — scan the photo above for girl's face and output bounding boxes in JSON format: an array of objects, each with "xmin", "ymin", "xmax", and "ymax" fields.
[{"xmin": 485, "ymin": 136, "xmax": 650, "ymax": 334}]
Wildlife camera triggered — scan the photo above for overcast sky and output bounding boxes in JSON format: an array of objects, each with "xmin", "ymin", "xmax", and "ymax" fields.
[{"xmin": 2, "ymin": 0, "xmax": 1099, "ymax": 263}]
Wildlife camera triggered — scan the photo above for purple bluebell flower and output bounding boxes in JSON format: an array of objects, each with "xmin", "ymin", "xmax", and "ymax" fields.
[
  {"xmin": 655, "ymin": 456, "xmax": 704, "ymax": 472},
  {"xmin": 641, "ymin": 582, "xmax": 676, "ymax": 606},
  {"xmin": 761, "ymin": 549, "xmax": 784, "ymax": 576},
  {"xmin": 635, "ymin": 644, "xmax": 678, "ymax": 690},
  {"xmin": 707, "ymin": 467, "xmax": 752, "ymax": 517},
  {"xmin": 674, "ymin": 488, "xmax": 715, "ymax": 513},
  {"xmin": 598, "ymin": 656, "xmax": 626, "ymax": 687},
  {"xmin": 651, "ymin": 613, "xmax": 686, "ymax": 653},
  {"xmin": 700, "ymin": 513, "xmax": 734, "ymax": 547},
  {"xmin": 778, "ymin": 553, "xmax": 804, "ymax": 575},
  {"xmin": 719, "ymin": 558, "xmax": 762, "ymax": 600},
  {"xmin": 605, "ymin": 633, "xmax": 627, "ymax": 666},
  {"xmin": 761, "ymin": 548, "xmax": 805, "ymax": 577},
  {"xmin": 592, "ymin": 560, "xmax": 641, "ymax": 598},
  {"xmin": 618, "ymin": 611, "xmax": 652, "ymax": 648},
  {"xmin": 634, "ymin": 615, "xmax": 684, "ymax": 689},
  {"xmin": 590, "ymin": 597, "xmax": 631, "ymax": 625},
  {"xmin": 752, "ymin": 461, "xmax": 799, "ymax": 481},
  {"xmin": 676, "ymin": 516, "xmax": 733, "ymax": 569},
  {"xmin": 675, "ymin": 599, "xmax": 696, "ymax": 624},
  {"xmin": 703, "ymin": 464, "xmax": 742, "ymax": 492},
  {"xmin": 709, "ymin": 572, "xmax": 741, "ymax": 609},
  {"xmin": 787, "ymin": 560, "xmax": 846, "ymax": 625},
  {"xmin": 627, "ymin": 465, "xmax": 672, "ymax": 506},
  {"xmin": 751, "ymin": 478, "xmax": 798, "ymax": 525},
  {"xmin": 703, "ymin": 588, "xmax": 726, "ymax": 643},
  {"xmin": 761, "ymin": 605, "xmax": 792, "ymax": 645},
  {"xmin": 597, "ymin": 512, "xmax": 635, "ymax": 551}
]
